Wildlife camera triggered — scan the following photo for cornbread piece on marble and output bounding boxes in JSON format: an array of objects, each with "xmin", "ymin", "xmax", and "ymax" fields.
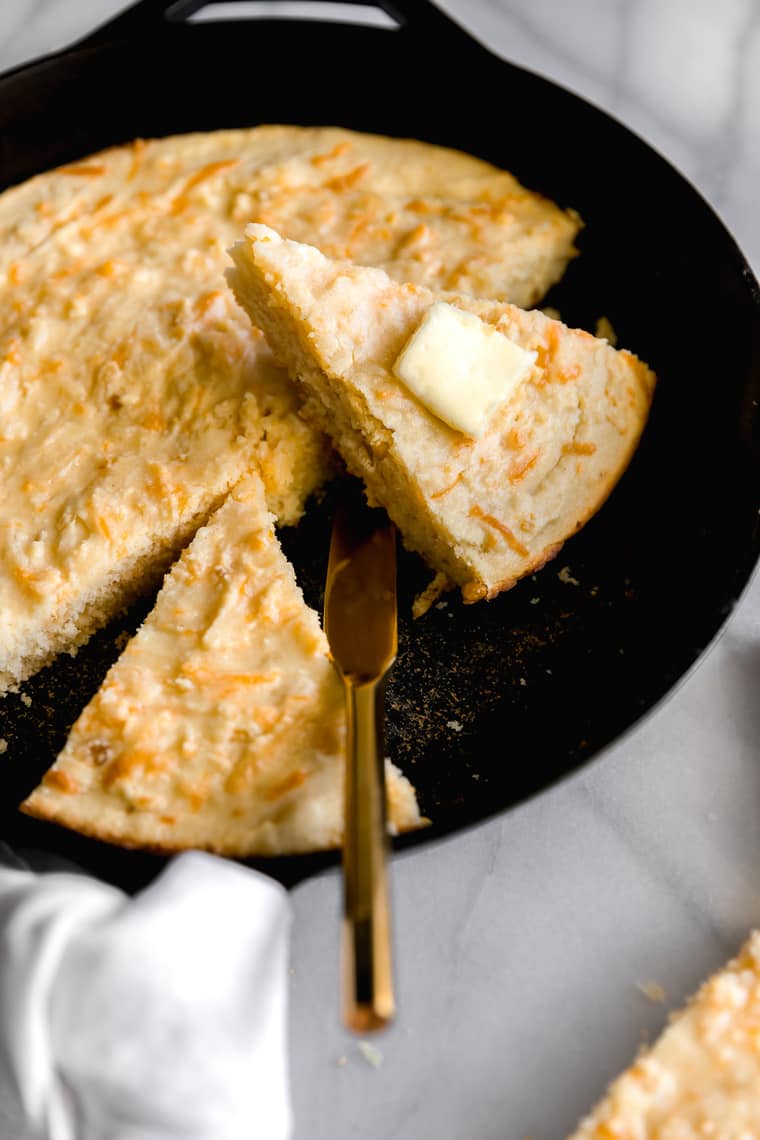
[
  {"xmin": 22, "ymin": 472, "xmax": 421, "ymax": 856},
  {"xmin": 227, "ymin": 225, "xmax": 656, "ymax": 604},
  {"xmin": 0, "ymin": 124, "xmax": 578, "ymax": 693},
  {"xmin": 568, "ymin": 930, "xmax": 760, "ymax": 1138}
]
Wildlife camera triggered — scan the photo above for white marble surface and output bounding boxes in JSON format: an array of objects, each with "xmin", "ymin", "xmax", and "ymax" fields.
[{"xmin": 2, "ymin": 2, "xmax": 760, "ymax": 1137}]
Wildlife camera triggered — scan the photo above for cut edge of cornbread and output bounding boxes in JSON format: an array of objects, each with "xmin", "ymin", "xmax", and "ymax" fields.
[
  {"xmin": 226, "ymin": 224, "xmax": 656, "ymax": 605},
  {"xmin": 21, "ymin": 471, "xmax": 422, "ymax": 856},
  {"xmin": 0, "ymin": 495, "xmax": 228, "ymax": 695}
]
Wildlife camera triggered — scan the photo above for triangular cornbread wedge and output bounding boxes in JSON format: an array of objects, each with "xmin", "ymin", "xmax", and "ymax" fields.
[
  {"xmin": 0, "ymin": 125, "xmax": 579, "ymax": 692},
  {"xmin": 21, "ymin": 472, "xmax": 421, "ymax": 856},
  {"xmin": 227, "ymin": 225, "xmax": 657, "ymax": 603},
  {"xmin": 568, "ymin": 929, "xmax": 760, "ymax": 1137}
]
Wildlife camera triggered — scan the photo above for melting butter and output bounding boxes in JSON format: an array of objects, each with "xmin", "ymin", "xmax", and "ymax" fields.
[{"xmin": 392, "ymin": 301, "xmax": 536, "ymax": 437}]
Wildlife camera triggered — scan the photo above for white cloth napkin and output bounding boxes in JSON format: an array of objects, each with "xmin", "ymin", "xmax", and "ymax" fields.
[{"xmin": 0, "ymin": 846, "xmax": 292, "ymax": 1140}]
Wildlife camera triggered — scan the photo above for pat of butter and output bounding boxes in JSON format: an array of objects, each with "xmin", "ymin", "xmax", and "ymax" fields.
[{"xmin": 392, "ymin": 302, "xmax": 536, "ymax": 437}]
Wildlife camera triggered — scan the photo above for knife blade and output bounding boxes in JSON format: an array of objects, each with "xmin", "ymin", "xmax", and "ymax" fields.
[{"xmin": 323, "ymin": 494, "xmax": 398, "ymax": 1033}]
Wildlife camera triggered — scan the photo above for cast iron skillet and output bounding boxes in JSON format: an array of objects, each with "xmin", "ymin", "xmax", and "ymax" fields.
[{"xmin": 1, "ymin": 0, "xmax": 759, "ymax": 891}]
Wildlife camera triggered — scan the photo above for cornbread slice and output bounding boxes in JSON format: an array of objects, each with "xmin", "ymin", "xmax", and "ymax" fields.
[
  {"xmin": 21, "ymin": 472, "xmax": 421, "ymax": 856},
  {"xmin": 568, "ymin": 930, "xmax": 760, "ymax": 1138},
  {"xmin": 0, "ymin": 124, "xmax": 579, "ymax": 693},
  {"xmin": 227, "ymin": 225, "xmax": 657, "ymax": 603}
]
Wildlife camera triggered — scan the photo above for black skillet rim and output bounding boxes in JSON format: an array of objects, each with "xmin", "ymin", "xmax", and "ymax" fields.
[{"xmin": 1, "ymin": 0, "xmax": 759, "ymax": 890}]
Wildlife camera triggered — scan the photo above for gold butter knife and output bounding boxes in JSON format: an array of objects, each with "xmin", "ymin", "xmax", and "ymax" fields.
[{"xmin": 324, "ymin": 493, "xmax": 398, "ymax": 1033}]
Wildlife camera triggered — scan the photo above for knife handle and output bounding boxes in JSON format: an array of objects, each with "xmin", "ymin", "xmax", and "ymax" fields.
[{"xmin": 341, "ymin": 676, "xmax": 395, "ymax": 1032}]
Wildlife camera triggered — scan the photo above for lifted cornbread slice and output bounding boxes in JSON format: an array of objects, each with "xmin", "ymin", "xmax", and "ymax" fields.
[
  {"xmin": 227, "ymin": 225, "xmax": 656, "ymax": 603},
  {"xmin": 21, "ymin": 472, "xmax": 421, "ymax": 856},
  {"xmin": 0, "ymin": 124, "xmax": 578, "ymax": 692},
  {"xmin": 568, "ymin": 930, "xmax": 760, "ymax": 1138}
]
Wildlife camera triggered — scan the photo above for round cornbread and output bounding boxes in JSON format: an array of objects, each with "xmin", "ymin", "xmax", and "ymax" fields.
[{"xmin": 0, "ymin": 124, "xmax": 580, "ymax": 695}]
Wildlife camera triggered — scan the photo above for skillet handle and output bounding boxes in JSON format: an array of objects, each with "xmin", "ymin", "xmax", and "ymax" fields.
[{"xmin": 76, "ymin": 0, "xmax": 468, "ymax": 47}]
